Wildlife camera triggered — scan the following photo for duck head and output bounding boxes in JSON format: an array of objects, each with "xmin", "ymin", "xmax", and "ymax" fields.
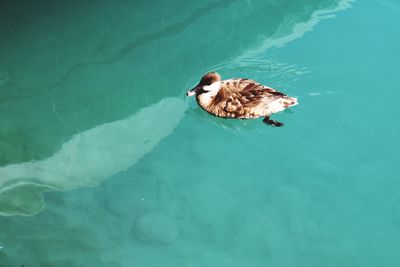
[{"xmin": 186, "ymin": 72, "xmax": 221, "ymax": 97}]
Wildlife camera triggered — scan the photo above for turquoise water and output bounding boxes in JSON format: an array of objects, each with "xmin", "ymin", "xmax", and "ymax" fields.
[{"xmin": 1, "ymin": 0, "xmax": 400, "ymax": 266}]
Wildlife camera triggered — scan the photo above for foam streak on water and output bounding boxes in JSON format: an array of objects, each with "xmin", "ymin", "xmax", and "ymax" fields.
[{"xmin": 0, "ymin": 97, "xmax": 186, "ymax": 216}]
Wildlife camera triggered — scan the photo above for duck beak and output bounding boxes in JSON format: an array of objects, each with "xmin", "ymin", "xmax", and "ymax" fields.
[{"xmin": 186, "ymin": 85, "xmax": 201, "ymax": 97}]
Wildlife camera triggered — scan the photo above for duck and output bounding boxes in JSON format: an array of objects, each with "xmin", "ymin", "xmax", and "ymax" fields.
[{"xmin": 186, "ymin": 72, "xmax": 298, "ymax": 126}]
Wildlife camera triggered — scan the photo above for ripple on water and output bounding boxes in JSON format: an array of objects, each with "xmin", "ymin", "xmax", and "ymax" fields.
[{"xmin": 184, "ymin": 57, "xmax": 307, "ymax": 132}]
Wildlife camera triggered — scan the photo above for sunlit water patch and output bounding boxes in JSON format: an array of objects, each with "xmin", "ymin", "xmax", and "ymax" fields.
[{"xmin": 0, "ymin": 97, "xmax": 185, "ymax": 216}]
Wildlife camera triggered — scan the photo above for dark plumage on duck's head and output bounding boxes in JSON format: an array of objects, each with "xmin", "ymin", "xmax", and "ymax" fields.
[
  {"xmin": 199, "ymin": 72, "xmax": 221, "ymax": 86},
  {"xmin": 186, "ymin": 72, "xmax": 221, "ymax": 97}
]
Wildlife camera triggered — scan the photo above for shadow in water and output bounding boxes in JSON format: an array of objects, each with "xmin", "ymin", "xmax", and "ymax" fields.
[{"xmin": 0, "ymin": 0, "xmax": 234, "ymax": 103}]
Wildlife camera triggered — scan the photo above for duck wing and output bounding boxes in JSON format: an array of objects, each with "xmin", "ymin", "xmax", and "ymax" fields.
[
  {"xmin": 213, "ymin": 79, "xmax": 284, "ymax": 117},
  {"xmin": 228, "ymin": 78, "xmax": 285, "ymax": 103}
]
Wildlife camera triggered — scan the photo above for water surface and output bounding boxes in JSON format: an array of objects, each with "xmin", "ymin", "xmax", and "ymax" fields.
[{"xmin": 1, "ymin": 0, "xmax": 400, "ymax": 266}]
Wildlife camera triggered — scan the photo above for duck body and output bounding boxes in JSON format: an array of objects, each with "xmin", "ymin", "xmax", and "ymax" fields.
[{"xmin": 187, "ymin": 72, "xmax": 298, "ymax": 126}]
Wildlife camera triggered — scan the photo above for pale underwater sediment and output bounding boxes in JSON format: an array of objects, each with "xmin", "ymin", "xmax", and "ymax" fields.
[{"xmin": 0, "ymin": 97, "xmax": 186, "ymax": 216}]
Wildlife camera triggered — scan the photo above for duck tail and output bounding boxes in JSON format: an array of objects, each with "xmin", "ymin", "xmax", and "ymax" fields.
[{"xmin": 283, "ymin": 97, "xmax": 298, "ymax": 107}]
